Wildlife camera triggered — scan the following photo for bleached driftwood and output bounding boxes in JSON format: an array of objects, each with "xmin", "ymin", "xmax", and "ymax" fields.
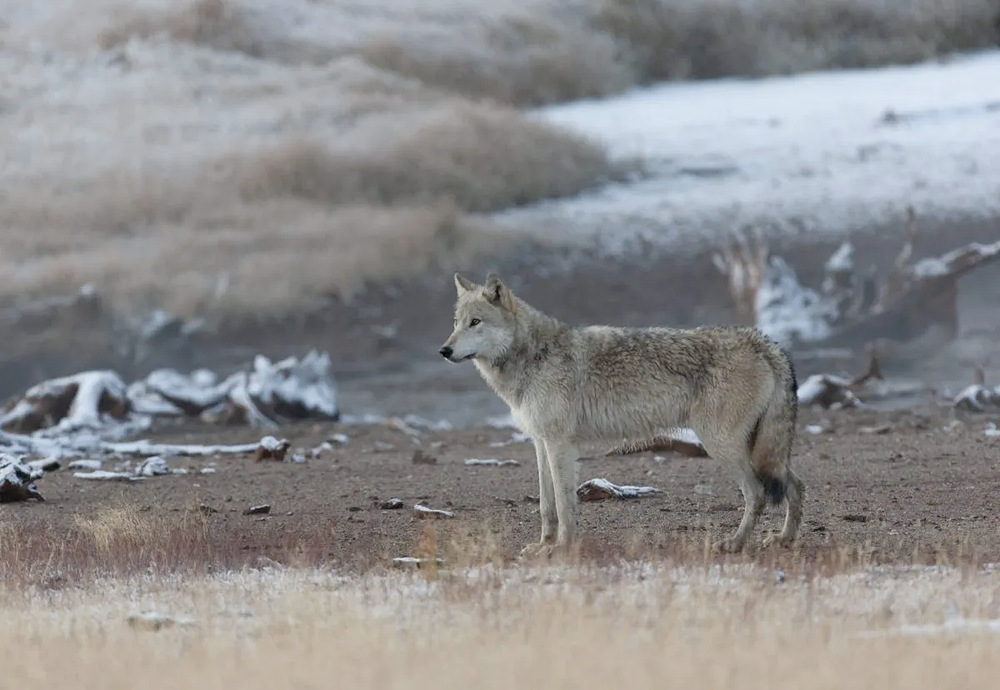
[
  {"xmin": 606, "ymin": 428, "xmax": 707, "ymax": 458},
  {"xmin": 715, "ymin": 209, "xmax": 1000, "ymax": 350},
  {"xmin": 0, "ymin": 351, "xmax": 340, "ymax": 459},
  {"xmin": 0, "ymin": 454, "xmax": 44, "ymax": 502},
  {"xmin": 0, "ymin": 371, "xmax": 131, "ymax": 434},
  {"xmin": 576, "ymin": 478, "xmax": 663, "ymax": 501},
  {"xmin": 797, "ymin": 348, "xmax": 885, "ymax": 409}
]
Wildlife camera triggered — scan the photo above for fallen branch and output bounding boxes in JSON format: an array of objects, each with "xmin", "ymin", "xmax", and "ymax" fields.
[{"xmin": 577, "ymin": 478, "xmax": 663, "ymax": 501}]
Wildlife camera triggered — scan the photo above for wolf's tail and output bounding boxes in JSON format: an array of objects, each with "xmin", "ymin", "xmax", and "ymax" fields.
[{"xmin": 748, "ymin": 349, "xmax": 803, "ymax": 506}]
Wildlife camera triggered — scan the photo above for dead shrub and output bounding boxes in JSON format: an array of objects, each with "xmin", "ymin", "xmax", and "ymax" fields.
[
  {"xmin": 237, "ymin": 102, "xmax": 620, "ymax": 213},
  {"xmin": 593, "ymin": 0, "xmax": 999, "ymax": 82}
]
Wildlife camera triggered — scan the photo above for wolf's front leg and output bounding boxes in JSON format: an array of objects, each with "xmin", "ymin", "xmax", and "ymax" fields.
[
  {"xmin": 544, "ymin": 439, "xmax": 580, "ymax": 547},
  {"xmin": 533, "ymin": 439, "xmax": 558, "ymax": 544},
  {"xmin": 520, "ymin": 439, "xmax": 559, "ymax": 560}
]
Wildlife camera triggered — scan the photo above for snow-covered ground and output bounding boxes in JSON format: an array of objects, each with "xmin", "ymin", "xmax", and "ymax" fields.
[{"xmin": 498, "ymin": 51, "xmax": 1000, "ymax": 255}]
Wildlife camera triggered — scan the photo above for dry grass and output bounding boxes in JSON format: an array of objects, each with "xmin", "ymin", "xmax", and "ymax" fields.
[
  {"xmin": 595, "ymin": 0, "xmax": 1000, "ymax": 83},
  {"xmin": 236, "ymin": 103, "xmax": 618, "ymax": 213},
  {"xmin": 3, "ymin": 495, "xmax": 999, "ymax": 690},
  {"xmin": 0, "ymin": 549, "xmax": 998, "ymax": 689}
]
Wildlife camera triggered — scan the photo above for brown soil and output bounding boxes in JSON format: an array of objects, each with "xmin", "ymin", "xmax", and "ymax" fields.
[{"xmin": 6, "ymin": 405, "xmax": 1000, "ymax": 573}]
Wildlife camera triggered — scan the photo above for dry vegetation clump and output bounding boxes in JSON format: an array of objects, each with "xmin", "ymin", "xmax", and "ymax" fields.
[
  {"xmin": 593, "ymin": 0, "xmax": 1000, "ymax": 83},
  {"xmin": 236, "ymin": 102, "xmax": 621, "ymax": 213},
  {"xmin": 357, "ymin": 16, "xmax": 631, "ymax": 106}
]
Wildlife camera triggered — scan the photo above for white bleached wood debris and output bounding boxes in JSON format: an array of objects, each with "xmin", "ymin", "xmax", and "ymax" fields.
[{"xmin": 0, "ymin": 454, "xmax": 44, "ymax": 502}]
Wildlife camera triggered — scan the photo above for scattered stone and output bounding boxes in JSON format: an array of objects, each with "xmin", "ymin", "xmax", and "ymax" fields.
[
  {"xmin": 244, "ymin": 504, "xmax": 271, "ymax": 516},
  {"xmin": 413, "ymin": 503, "xmax": 454, "ymax": 519},
  {"xmin": 254, "ymin": 436, "xmax": 291, "ymax": 462},
  {"xmin": 577, "ymin": 478, "xmax": 663, "ymax": 502},
  {"xmin": 693, "ymin": 484, "xmax": 715, "ymax": 496},
  {"xmin": 197, "ymin": 503, "xmax": 218, "ymax": 515},
  {"xmin": 371, "ymin": 441, "xmax": 396, "ymax": 453},
  {"xmin": 841, "ymin": 514, "xmax": 868, "ymax": 522},
  {"xmin": 494, "ymin": 496, "xmax": 518, "ymax": 507},
  {"xmin": 380, "ymin": 498, "xmax": 405, "ymax": 510},
  {"xmin": 411, "ymin": 449, "xmax": 437, "ymax": 465}
]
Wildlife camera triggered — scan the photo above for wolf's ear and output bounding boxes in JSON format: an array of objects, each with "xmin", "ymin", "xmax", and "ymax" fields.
[
  {"xmin": 454, "ymin": 272, "xmax": 475, "ymax": 294},
  {"xmin": 483, "ymin": 273, "xmax": 516, "ymax": 313}
]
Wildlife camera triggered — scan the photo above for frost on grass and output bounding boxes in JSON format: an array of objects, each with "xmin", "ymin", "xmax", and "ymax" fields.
[
  {"xmin": 576, "ymin": 478, "xmax": 662, "ymax": 502},
  {"xmin": 0, "ymin": 454, "xmax": 45, "ymax": 502}
]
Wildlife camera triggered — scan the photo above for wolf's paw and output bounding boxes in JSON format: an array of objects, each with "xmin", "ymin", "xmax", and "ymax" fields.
[
  {"xmin": 518, "ymin": 542, "xmax": 556, "ymax": 561},
  {"xmin": 712, "ymin": 537, "xmax": 746, "ymax": 554},
  {"xmin": 761, "ymin": 533, "xmax": 794, "ymax": 549}
]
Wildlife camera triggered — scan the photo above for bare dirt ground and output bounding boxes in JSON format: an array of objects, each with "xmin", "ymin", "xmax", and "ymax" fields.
[{"xmin": 7, "ymin": 405, "xmax": 1000, "ymax": 573}]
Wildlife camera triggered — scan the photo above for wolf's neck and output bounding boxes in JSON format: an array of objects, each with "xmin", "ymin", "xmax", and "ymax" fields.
[{"xmin": 475, "ymin": 300, "xmax": 565, "ymax": 405}]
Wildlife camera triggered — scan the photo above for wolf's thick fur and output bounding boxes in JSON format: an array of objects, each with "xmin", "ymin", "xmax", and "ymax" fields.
[{"xmin": 440, "ymin": 273, "xmax": 804, "ymax": 555}]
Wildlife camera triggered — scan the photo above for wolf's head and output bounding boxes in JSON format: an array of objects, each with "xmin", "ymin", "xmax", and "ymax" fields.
[{"xmin": 439, "ymin": 272, "xmax": 518, "ymax": 364}]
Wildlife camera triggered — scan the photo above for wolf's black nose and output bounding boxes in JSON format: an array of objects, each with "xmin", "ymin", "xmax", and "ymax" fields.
[{"xmin": 439, "ymin": 346, "xmax": 453, "ymax": 359}]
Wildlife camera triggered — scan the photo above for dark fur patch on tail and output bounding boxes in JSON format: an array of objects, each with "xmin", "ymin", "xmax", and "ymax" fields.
[{"xmin": 757, "ymin": 471, "xmax": 787, "ymax": 506}]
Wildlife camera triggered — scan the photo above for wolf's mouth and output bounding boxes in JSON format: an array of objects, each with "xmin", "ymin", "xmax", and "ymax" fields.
[{"xmin": 457, "ymin": 353, "xmax": 475, "ymax": 362}]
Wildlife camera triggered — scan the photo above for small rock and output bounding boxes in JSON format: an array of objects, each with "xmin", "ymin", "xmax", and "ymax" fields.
[
  {"xmin": 380, "ymin": 498, "xmax": 405, "ymax": 510},
  {"xmin": 411, "ymin": 449, "xmax": 437, "ymax": 465},
  {"xmin": 841, "ymin": 514, "xmax": 868, "ymax": 523},
  {"xmin": 347, "ymin": 506, "xmax": 363, "ymax": 512},
  {"xmin": 244, "ymin": 504, "xmax": 271, "ymax": 516},
  {"xmin": 197, "ymin": 503, "xmax": 218, "ymax": 515},
  {"xmin": 371, "ymin": 441, "xmax": 396, "ymax": 453},
  {"xmin": 858, "ymin": 424, "xmax": 892, "ymax": 435}
]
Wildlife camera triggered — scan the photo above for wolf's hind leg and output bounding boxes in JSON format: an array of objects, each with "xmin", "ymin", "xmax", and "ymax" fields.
[{"xmin": 699, "ymin": 432, "xmax": 765, "ymax": 553}]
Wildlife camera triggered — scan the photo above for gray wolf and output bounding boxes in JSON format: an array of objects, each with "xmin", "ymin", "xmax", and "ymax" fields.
[{"xmin": 439, "ymin": 272, "xmax": 804, "ymax": 556}]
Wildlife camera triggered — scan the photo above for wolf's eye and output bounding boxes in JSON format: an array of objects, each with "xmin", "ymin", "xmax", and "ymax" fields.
[{"xmin": 469, "ymin": 318, "xmax": 481, "ymax": 327}]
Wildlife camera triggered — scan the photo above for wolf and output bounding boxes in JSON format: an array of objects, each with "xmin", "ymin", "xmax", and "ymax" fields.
[{"xmin": 439, "ymin": 272, "xmax": 804, "ymax": 556}]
